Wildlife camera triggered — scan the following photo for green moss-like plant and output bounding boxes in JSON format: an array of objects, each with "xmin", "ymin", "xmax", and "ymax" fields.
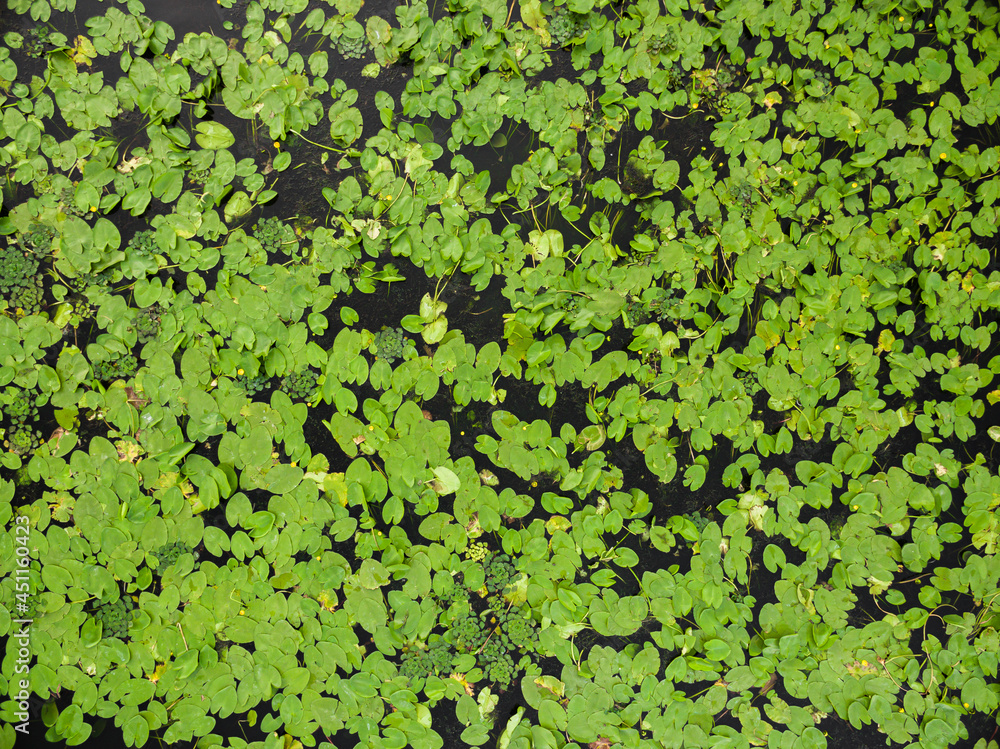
[
  {"xmin": 0, "ymin": 241, "xmax": 43, "ymax": 314},
  {"xmin": 372, "ymin": 327, "xmax": 410, "ymax": 363},
  {"xmin": 280, "ymin": 369, "xmax": 318, "ymax": 400},
  {"xmin": 89, "ymin": 596, "xmax": 136, "ymax": 640},
  {"xmin": 150, "ymin": 541, "xmax": 194, "ymax": 571},
  {"xmin": 92, "ymin": 355, "xmax": 138, "ymax": 383}
]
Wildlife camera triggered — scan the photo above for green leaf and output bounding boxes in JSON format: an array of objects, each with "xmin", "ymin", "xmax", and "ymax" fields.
[
  {"xmin": 80, "ymin": 617, "xmax": 102, "ymax": 648},
  {"xmin": 763, "ymin": 544, "xmax": 786, "ymax": 572},
  {"xmin": 224, "ymin": 191, "xmax": 253, "ymax": 223},
  {"xmin": 312, "ymin": 697, "xmax": 344, "ymax": 733},
  {"xmin": 704, "ymin": 638, "xmax": 729, "ymax": 661},
  {"xmin": 460, "ymin": 724, "xmax": 490, "ymax": 746},
  {"xmin": 195, "ymin": 121, "xmax": 236, "ymax": 150},
  {"xmin": 431, "ymin": 466, "xmax": 461, "ymax": 494},
  {"xmin": 273, "ymin": 151, "xmax": 292, "ymax": 171},
  {"xmin": 422, "ymin": 316, "xmax": 448, "ymax": 344}
]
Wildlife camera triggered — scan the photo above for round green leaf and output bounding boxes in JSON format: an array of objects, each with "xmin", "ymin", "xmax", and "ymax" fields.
[{"xmin": 195, "ymin": 121, "xmax": 236, "ymax": 150}]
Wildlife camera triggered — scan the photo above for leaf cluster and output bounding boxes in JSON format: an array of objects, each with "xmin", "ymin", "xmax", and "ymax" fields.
[{"xmin": 88, "ymin": 595, "xmax": 136, "ymax": 640}]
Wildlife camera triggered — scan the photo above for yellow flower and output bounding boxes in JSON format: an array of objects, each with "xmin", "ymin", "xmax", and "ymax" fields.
[
  {"xmin": 89, "ymin": 206, "xmax": 98, "ymax": 212},
  {"xmin": 899, "ymin": 16, "xmax": 905, "ymax": 22},
  {"xmin": 237, "ymin": 368, "xmax": 245, "ymax": 375},
  {"xmin": 964, "ymin": 702, "xmax": 970, "ymax": 708},
  {"xmin": 940, "ymin": 153, "xmax": 947, "ymax": 159},
  {"xmin": 273, "ymin": 141, "xmax": 280, "ymax": 148},
  {"xmin": 852, "ymin": 505, "xmax": 859, "ymax": 510},
  {"xmin": 851, "ymin": 182, "xmax": 857, "ymax": 188},
  {"xmin": 239, "ymin": 609, "xmax": 245, "ymax": 615},
  {"xmin": 861, "ymin": 660, "xmax": 868, "ymax": 667},
  {"xmin": 899, "ymin": 708, "xmax": 904, "ymax": 713}
]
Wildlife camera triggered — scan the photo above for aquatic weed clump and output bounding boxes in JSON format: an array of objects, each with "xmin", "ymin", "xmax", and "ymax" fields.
[
  {"xmin": 445, "ymin": 595, "xmax": 538, "ymax": 688},
  {"xmin": 236, "ymin": 371, "xmax": 269, "ymax": 396},
  {"xmin": 372, "ymin": 327, "xmax": 410, "ymax": 363},
  {"xmin": 0, "ymin": 241, "xmax": 44, "ymax": 314},
  {"xmin": 336, "ymin": 22, "xmax": 370, "ymax": 60},
  {"xmin": 4, "ymin": 424, "xmax": 41, "ymax": 455},
  {"xmin": 546, "ymin": 7, "xmax": 583, "ymax": 47},
  {"xmin": 126, "ymin": 229, "xmax": 157, "ymax": 259},
  {"xmin": 2, "ymin": 388, "xmax": 38, "ymax": 425},
  {"xmin": 483, "ymin": 552, "xmax": 519, "ymax": 595},
  {"xmin": 151, "ymin": 541, "xmax": 194, "ymax": 571},
  {"xmin": 22, "ymin": 223, "xmax": 55, "ymax": 253},
  {"xmin": 90, "ymin": 596, "xmax": 136, "ymax": 640},
  {"xmin": 646, "ymin": 27, "xmax": 678, "ymax": 55},
  {"xmin": 281, "ymin": 368, "xmax": 319, "ymax": 400},
  {"xmin": 253, "ymin": 216, "xmax": 294, "ymax": 256},
  {"xmin": 92, "ymin": 355, "xmax": 138, "ymax": 383},
  {"xmin": 131, "ymin": 306, "xmax": 162, "ymax": 343},
  {"xmin": 399, "ymin": 638, "xmax": 455, "ymax": 680}
]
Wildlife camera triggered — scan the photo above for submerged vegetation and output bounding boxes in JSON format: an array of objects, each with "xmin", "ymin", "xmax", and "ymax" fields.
[{"xmin": 1, "ymin": 0, "xmax": 1000, "ymax": 747}]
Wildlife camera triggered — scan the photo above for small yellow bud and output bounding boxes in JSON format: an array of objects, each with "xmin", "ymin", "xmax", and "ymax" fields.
[
  {"xmin": 239, "ymin": 609, "xmax": 245, "ymax": 615},
  {"xmin": 531, "ymin": 481, "xmax": 537, "ymax": 487},
  {"xmin": 899, "ymin": 708, "xmax": 904, "ymax": 713},
  {"xmin": 852, "ymin": 505, "xmax": 859, "ymax": 510},
  {"xmin": 899, "ymin": 16, "xmax": 904, "ymax": 22},
  {"xmin": 273, "ymin": 141, "xmax": 280, "ymax": 148},
  {"xmin": 237, "ymin": 368, "xmax": 245, "ymax": 375},
  {"xmin": 89, "ymin": 206, "xmax": 98, "ymax": 212},
  {"xmin": 369, "ymin": 425, "xmax": 374, "ymax": 430},
  {"xmin": 964, "ymin": 702, "xmax": 970, "ymax": 708},
  {"xmin": 940, "ymin": 153, "xmax": 947, "ymax": 160},
  {"xmin": 861, "ymin": 660, "xmax": 868, "ymax": 666},
  {"xmin": 851, "ymin": 182, "xmax": 857, "ymax": 188}
]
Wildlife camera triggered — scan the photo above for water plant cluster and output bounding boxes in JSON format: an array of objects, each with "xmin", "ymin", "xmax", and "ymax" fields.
[{"xmin": 1, "ymin": 0, "xmax": 1000, "ymax": 747}]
